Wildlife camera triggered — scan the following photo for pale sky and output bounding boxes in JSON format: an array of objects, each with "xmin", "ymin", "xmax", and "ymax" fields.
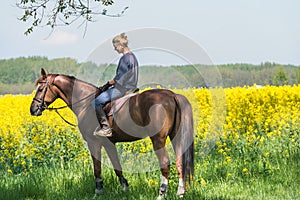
[{"xmin": 1, "ymin": 0, "xmax": 300, "ymax": 66}]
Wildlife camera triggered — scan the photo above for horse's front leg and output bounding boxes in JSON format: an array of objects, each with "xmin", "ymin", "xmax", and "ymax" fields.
[
  {"xmin": 103, "ymin": 142, "xmax": 129, "ymax": 191},
  {"xmin": 87, "ymin": 140, "xmax": 103, "ymax": 195},
  {"xmin": 91, "ymin": 154, "xmax": 104, "ymax": 195}
]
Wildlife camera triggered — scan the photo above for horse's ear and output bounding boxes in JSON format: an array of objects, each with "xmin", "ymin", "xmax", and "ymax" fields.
[{"xmin": 41, "ymin": 68, "xmax": 47, "ymax": 78}]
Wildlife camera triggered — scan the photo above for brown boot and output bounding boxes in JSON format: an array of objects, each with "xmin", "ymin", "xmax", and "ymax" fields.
[{"xmin": 94, "ymin": 106, "xmax": 112, "ymax": 137}]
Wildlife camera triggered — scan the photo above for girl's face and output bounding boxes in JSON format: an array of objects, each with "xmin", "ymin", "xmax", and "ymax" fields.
[{"xmin": 113, "ymin": 43, "xmax": 124, "ymax": 54}]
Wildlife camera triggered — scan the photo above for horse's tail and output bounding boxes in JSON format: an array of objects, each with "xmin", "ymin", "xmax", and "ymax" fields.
[{"xmin": 174, "ymin": 94, "xmax": 194, "ymax": 185}]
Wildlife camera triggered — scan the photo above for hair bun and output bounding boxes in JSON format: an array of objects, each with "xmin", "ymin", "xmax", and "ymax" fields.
[
  {"xmin": 113, "ymin": 33, "xmax": 129, "ymax": 47},
  {"xmin": 120, "ymin": 33, "xmax": 127, "ymax": 39}
]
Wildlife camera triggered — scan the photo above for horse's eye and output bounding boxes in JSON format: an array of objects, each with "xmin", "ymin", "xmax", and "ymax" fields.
[{"xmin": 37, "ymin": 84, "xmax": 44, "ymax": 92}]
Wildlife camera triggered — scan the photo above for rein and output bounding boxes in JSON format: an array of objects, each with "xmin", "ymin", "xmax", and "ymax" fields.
[
  {"xmin": 46, "ymin": 91, "xmax": 98, "ymax": 127},
  {"xmin": 47, "ymin": 106, "xmax": 77, "ymax": 127}
]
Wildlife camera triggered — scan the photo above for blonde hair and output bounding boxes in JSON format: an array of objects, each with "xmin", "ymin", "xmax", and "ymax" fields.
[{"xmin": 112, "ymin": 33, "xmax": 128, "ymax": 47}]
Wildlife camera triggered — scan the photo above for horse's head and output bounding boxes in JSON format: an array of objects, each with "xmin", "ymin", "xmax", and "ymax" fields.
[{"xmin": 30, "ymin": 68, "xmax": 59, "ymax": 116}]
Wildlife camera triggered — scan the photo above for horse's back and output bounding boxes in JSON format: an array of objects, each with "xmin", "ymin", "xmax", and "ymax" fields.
[
  {"xmin": 109, "ymin": 89, "xmax": 178, "ymax": 142},
  {"xmin": 138, "ymin": 89, "xmax": 176, "ymax": 103}
]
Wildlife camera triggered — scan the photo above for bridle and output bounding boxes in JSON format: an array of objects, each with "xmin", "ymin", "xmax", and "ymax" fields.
[
  {"xmin": 33, "ymin": 74, "xmax": 78, "ymax": 126},
  {"xmin": 33, "ymin": 75, "xmax": 58, "ymax": 112},
  {"xmin": 33, "ymin": 74, "xmax": 79, "ymax": 126}
]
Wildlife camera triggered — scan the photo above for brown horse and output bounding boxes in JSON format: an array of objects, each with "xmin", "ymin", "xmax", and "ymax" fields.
[{"xmin": 30, "ymin": 69, "xmax": 194, "ymax": 199}]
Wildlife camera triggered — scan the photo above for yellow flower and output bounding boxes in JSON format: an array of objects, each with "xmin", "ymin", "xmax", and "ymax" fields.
[
  {"xmin": 242, "ymin": 168, "xmax": 249, "ymax": 174},
  {"xmin": 147, "ymin": 179, "xmax": 158, "ymax": 186},
  {"xmin": 200, "ymin": 178, "xmax": 207, "ymax": 186},
  {"xmin": 203, "ymin": 161, "xmax": 209, "ymax": 166},
  {"xmin": 218, "ymin": 149, "xmax": 224, "ymax": 154},
  {"xmin": 1, "ymin": 86, "xmax": 300, "ymax": 173},
  {"xmin": 226, "ymin": 173, "xmax": 232, "ymax": 178},
  {"xmin": 225, "ymin": 156, "xmax": 232, "ymax": 163},
  {"xmin": 264, "ymin": 152, "xmax": 270, "ymax": 157}
]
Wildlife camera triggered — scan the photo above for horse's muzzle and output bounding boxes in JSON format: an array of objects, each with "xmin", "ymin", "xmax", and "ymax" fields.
[{"xmin": 30, "ymin": 103, "xmax": 43, "ymax": 116}]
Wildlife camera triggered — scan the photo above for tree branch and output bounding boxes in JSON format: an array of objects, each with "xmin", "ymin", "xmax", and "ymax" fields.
[{"xmin": 16, "ymin": 0, "xmax": 128, "ymax": 35}]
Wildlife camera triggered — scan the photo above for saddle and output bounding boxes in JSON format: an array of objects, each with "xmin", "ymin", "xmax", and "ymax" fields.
[{"xmin": 103, "ymin": 88, "xmax": 139, "ymax": 117}]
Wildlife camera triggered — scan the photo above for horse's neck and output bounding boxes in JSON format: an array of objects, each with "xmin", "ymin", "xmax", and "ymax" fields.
[{"xmin": 56, "ymin": 75, "xmax": 98, "ymax": 116}]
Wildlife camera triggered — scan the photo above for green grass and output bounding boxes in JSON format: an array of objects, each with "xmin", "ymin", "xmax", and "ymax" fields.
[{"xmin": 1, "ymin": 155, "xmax": 299, "ymax": 200}]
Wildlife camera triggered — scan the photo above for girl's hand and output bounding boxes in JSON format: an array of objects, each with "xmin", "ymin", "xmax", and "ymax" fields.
[{"xmin": 109, "ymin": 80, "xmax": 115, "ymax": 85}]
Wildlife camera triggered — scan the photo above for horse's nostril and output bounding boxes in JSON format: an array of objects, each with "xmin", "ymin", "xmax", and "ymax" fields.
[
  {"xmin": 30, "ymin": 105, "xmax": 35, "ymax": 115},
  {"xmin": 30, "ymin": 104, "xmax": 42, "ymax": 116}
]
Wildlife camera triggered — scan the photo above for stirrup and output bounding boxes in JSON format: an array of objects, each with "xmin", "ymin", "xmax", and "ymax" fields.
[{"xmin": 93, "ymin": 126, "xmax": 112, "ymax": 137}]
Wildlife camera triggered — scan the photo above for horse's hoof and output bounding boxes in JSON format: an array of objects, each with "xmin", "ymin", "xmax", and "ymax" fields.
[
  {"xmin": 94, "ymin": 188, "xmax": 103, "ymax": 196},
  {"xmin": 119, "ymin": 176, "xmax": 129, "ymax": 192},
  {"xmin": 157, "ymin": 183, "xmax": 168, "ymax": 200},
  {"xmin": 157, "ymin": 194, "xmax": 165, "ymax": 200},
  {"xmin": 157, "ymin": 193, "xmax": 167, "ymax": 200},
  {"xmin": 95, "ymin": 178, "xmax": 103, "ymax": 197},
  {"xmin": 176, "ymin": 186, "xmax": 185, "ymax": 198},
  {"xmin": 122, "ymin": 184, "xmax": 129, "ymax": 192}
]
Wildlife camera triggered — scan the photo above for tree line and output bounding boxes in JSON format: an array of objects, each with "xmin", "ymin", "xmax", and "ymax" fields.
[{"xmin": 0, "ymin": 57, "xmax": 299, "ymax": 94}]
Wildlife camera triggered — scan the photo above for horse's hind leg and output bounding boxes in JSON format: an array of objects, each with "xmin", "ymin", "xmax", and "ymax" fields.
[
  {"xmin": 171, "ymin": 138, "xmax": 186, "ymax": 197},
  {"xmin": 103, "ymin": 142, "xmax": 129, "ymax": 191},
  {"xmin": 151, "ymin": 137, "xmax": 170, "ymax": 200}
]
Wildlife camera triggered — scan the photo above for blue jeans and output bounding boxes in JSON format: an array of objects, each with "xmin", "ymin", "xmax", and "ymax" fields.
[{"xmin": 93, "ymin": 87, "xmax": 124, "ymax": 110}]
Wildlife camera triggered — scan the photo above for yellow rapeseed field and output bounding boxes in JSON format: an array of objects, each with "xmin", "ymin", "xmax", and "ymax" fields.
[{"xmin": 0, "ymin": 86, "xmax": 299, "ymax": 176}]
